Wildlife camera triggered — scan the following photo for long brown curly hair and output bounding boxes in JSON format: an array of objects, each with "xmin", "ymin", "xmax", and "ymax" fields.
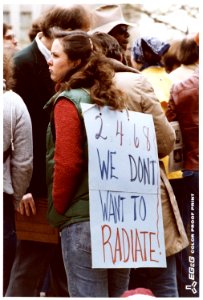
[{"xmin": 53, "ymin": 30, "xmax": 128, "ymax": 110}]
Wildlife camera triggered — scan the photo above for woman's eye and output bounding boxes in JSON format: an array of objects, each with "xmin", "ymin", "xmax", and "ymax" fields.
[{"xmin": 51, "ymin": 52, "xmax": 58, "ymax": 58}]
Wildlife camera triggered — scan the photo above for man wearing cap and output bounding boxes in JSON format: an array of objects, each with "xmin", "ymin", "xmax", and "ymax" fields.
[{"xmin": 89, "ymin": 4, "xmax": 137, "ymax": 65}]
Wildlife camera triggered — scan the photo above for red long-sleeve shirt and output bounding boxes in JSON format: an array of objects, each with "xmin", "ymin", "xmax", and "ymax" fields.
[{"xmin": 53, "ymin": 99, "xmax": 84, "ymax": 214}]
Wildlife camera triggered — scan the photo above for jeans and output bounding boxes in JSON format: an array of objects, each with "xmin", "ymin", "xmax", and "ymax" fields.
[
  {"xmin": 129, "ymin": 255, "xmax": 178, "ymax": 297},
  {"xmin": 61, "ymin": 221, "xmax": 130, "ymax": 297},
  {"xmin": 170, "ymin": 172, "xmax": 199, "ymax": 297},
  {"xmin": 6, "ymin": 240, "xmax": 68, "ymax": 297},
  {"xmin": 3, "ymin": 193, "xmax": 17, "ymax": 296}
]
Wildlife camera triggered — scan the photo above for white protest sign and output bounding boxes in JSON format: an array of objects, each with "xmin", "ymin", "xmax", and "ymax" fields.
[{"xmin": 81, "ymin": 103, "xmax": 166, "ymax": 268}]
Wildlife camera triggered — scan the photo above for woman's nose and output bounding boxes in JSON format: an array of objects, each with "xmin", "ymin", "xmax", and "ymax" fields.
[{"xmin": 47, "ymin": 58, "xmax": 52, "ymax": 66}]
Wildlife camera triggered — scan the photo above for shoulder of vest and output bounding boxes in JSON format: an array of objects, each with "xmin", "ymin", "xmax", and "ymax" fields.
[
  {"xmin": 56, "ymin": 88, "xmax": 91, "ymax": 105},
  {"xmin": 53, "ymin": 88, "xmax": 91, "ymax": 119}
]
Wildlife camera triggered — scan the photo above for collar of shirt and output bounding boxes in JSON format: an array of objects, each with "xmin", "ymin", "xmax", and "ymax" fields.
[{"xmin": 35, "ymin": 32, "xmax": 51, "ymax": 62}]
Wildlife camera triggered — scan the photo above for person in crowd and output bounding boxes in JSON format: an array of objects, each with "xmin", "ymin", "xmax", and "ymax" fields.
[
  {"xmin": 3, "ymin": 51, "xmax": 33, "ymax": 295},
  {"xmin": 114, "ymin": 65, "xmax": 188, "ymax": 298},
  {"xmin": 166, "ymin": 60, "xmax": 199, "ymax": 297},
  {"xmin": 28, "ymin": 17, "xmax": 42, "ymax": 42},
  {"xmin": 91, "ymin": 31, "xmax": 140, "ymax": 74},
  {"xmin": 110, "ymin": 36, "xmax": 189, "ymax": 296},
  {"xmin": 130, "ymin": 35, "xmax": 181, "ymax": 164},
  {"xmin": 3, "ymin": 22, "xmax": 20, "ymax": 55},
  {"xmin": 131, "ymin": 35, "xmax": 183, "ymax": 181},
  {"xmin": 161, "ymin": 39, "xmax": 182, "ymax": 73},
  {"xmin": 164, "ymin": 33, "xmax": 199, "ymax": 297},
  {"xmin": 92, "ymin": 31, "xmax": 123, "ymax": 61},
  {"xmin": 131, "ymin": 36, "xmax": 171, "ymax": 111},
  {"xmin": 5, "ymin": 4, "xmax": 91, "ymax": 297},
  {"xmin": 45, "ymin": 29, "xmax": 131, "ymax": 297},
  {"xmin": 89, "ymin": 4, "xmax": 136, "ymax": 65},
  {"xmin": 167, "ymin": 34, "xmax": 199, "ymax": 83},
  {"xmin": 45, "ymin": 29, "xmax": 188, "ymax": 297}
]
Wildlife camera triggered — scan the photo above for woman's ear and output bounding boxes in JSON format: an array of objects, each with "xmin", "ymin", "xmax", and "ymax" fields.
[{"xmin": 73, "ymin": 59, "xmax": 81, "ymax": 68}]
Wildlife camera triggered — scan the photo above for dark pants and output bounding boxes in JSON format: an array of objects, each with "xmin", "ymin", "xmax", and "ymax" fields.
[
  {"xmin": 3, "ymin": 193, "xmax": 17, "ymax": 296},
  {"xmin": 128, "ymin": 255, "xmax": 178, "ymax": 297},
  {"xmin": 170, "ymin": 173, "xmax": 199, "ymax": 297},
  {"xmin": 5, "ymin": 239, "xmax": 68, "ymax": 297}
]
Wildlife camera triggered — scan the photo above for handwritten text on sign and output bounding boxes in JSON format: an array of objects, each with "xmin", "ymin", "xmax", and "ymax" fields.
[{"xmin": 81, "ymin": 104, "xmax": 166, "ymax": 268}]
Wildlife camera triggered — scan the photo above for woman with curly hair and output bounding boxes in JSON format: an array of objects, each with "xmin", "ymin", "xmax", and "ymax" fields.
[
  {"xmin": 45, "ymin": 29, "xmax": 187, "ymax": 297},
  {"xmin": 45, "ymin": 30, "xmax": 130, "ymax": 297}
]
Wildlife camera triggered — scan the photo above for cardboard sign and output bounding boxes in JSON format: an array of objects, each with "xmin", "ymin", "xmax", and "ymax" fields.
[
  {"xmin": 15, "ymin": 198, "xmax": 59, "ymax": 244},
  {"xmin": 81, "ymin": 103, "xmax": 166, "ymax": 268}
]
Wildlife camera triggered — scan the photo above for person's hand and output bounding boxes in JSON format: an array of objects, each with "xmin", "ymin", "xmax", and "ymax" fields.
[{"xmin": 15, "ymin": 193, "xmax": 36, "ymax": 216}]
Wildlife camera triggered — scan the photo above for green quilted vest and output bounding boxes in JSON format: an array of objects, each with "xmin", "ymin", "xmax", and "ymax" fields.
[{"xmin": 45, "ymin": 88, "xmax": 92, "ymax": 230}]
